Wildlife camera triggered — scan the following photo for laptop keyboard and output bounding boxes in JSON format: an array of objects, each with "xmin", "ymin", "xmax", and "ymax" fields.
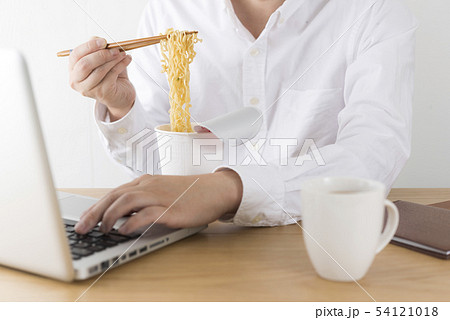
[{"xmin": 65, "ymin": 221, "xmax": 138, "ymax": 260}]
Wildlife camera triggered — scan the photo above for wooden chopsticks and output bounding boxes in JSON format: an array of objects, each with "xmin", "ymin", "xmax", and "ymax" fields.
[{"xmin": 56, "ymin": 31, "xmax": 198, "ymax": 57}]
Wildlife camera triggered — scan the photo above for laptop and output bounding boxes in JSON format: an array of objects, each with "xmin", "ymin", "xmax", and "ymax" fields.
[{"xmin": 0, "ymin": 49, "xmax": 206, "ymax": 281}]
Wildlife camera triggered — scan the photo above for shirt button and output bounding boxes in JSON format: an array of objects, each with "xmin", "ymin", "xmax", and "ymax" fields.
[
  {"xmin": 250, "ymin": 48, "xmax": 260, "ymax": 57},
  {"xmin": 251, "ymin": 216, "xmax": 261, "ymax": 223},
  {"xmin": 279, "ymin": 17, "xmax": 285, "ymax": 24},
  {"xmin": 117, "ymin": 128, "xmax": 128, "ymax": 134},
  {"xmin": 250, "ymin": 97, "xmax": 260, "ymax": 105}
]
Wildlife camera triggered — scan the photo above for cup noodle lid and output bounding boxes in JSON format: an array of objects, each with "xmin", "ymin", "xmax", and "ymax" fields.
[{"xmin": 193, "ymin": 107, "xmax": 263, "ymax": 146}]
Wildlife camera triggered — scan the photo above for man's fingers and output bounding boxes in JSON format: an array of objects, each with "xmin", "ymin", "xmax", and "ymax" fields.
[
  {"xmin": 75, "ymin": 187, "xmax": 134, "ymax": 234},
  {"xmin": 101, "ymin": 55, "xmax": 132, "ymax": 85},
  {"xmin": 76, "ymin": 54, "xmax": 127, "ymax": 94},
  {"xmin": 75, "ymin": 55, "xmax": 132, "ymax": 100},
  {"xmin": 100, "ymin": 191, "xmax": 159, "ymax": 233},
  {"xmin": 77, "ymin": 177, "xmax": 144, "ymax": 227},
  {"xmin": 71, "ymin": 48, "xmax": 123, "ymax": 83},
  {"xmin": 69, "ymin": 38, "xmax": 107, "ymax": 71},
  {"xmin": 79, "ymin": 202, "xmax": 98, "ymax": 220},
  {"xmin": 118, "ymin": 206, "xmax": 166, "ymax": 235}
]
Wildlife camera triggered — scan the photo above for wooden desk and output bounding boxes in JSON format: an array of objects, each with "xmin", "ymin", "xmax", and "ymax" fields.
[{"xmin": 0, "ymin": 188, "xmax": 449, "ymax": 301}]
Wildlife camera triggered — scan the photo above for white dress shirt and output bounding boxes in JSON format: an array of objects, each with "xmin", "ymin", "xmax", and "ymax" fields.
[{"xmin": 95, "ymin": 0, "xmax": 418, "ymax": 226}]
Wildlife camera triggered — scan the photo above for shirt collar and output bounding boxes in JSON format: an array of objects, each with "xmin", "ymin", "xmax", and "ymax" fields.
[
  {"xmin": 222, "ymin": 0, "xmax": 307, "ymax": 28},
  {"xmin": 277, "ymin": 0, "xmax": 307, "ymax": 24}
]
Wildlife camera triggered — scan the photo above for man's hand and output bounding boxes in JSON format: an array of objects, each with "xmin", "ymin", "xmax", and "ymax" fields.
[
  {"xmin": 68, "ymin": 37, "xmax": 136, "ymax": 121},
  {"xmin": 74, "ymin": 171, "xmax": 243, "ymax": 235}
]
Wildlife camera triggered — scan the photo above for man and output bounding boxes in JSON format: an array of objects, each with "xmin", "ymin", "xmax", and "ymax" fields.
[{"xmin": 71, "ymin": 0, "xmax": 417, "ymax": 235}]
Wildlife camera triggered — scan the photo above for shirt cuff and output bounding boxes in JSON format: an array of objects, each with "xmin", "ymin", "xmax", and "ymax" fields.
[
  {"xmin": 95, "ymin": 99, "xmax": 145, "ymax": 133},
  {"xmin": 94, "ymin": 98, "xmax": 151, "ymax": 170},
  {"xmin": 214, "ymin": 164, "xmax": 288, "ymax": 226},
  {"xmin": 94, "ymin": 99, "xmax": 148, "ymax": 152}
]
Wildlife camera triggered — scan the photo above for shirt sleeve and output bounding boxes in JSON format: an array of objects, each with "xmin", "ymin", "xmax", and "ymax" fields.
[
  {"xmin": 94, "ymin": 98, "xmax": 151, "ymax": 177},
  {"xmin": 93, "ymin": 2, "xmax": 170, "ymax": 177},
  {"xmin": 216, "ymin": 0, "xmax": 418, "ymax": 226}
]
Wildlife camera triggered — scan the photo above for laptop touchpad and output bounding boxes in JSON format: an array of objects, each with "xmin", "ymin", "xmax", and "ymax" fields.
[
  {"xmin": 59, "ymin": 195, "xmax": 129, "ymax": 229},
  {"xmin": 59, "ymin": 195, "xmax": 97, "ymax": 221}
]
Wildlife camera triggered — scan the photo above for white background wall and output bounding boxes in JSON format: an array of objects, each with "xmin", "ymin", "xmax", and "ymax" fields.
[{"xmin": 0, "ymin": 0, "xmax": 449, "ymax": 188}]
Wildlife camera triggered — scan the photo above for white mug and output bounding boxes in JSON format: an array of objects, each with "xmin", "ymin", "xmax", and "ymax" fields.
[{"xmin": 300, "ymin": 176, "xmax": 399, "ymax": 282}]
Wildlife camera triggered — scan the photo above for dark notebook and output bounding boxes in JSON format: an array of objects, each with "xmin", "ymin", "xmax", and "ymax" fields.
[{"xmin": 391, "ymin": 200, "xmax": 450, "ymax": 259}]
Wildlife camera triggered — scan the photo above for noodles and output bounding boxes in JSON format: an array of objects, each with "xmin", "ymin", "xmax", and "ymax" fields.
[{"xmin": 160, "ymin": 29, "xmax": 201, "ymax": 132}]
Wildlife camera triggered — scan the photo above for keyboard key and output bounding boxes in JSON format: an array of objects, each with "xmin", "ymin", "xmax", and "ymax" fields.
[
  {"xmin": 65, "ymin": 226, "xmax": 75, "ymax": 232},
  {"xmin": 89, "ymin": 244, "xmax": 106, "ymax": 252},
  {"xmin": 71, "ymin": 254, "xmax": 81, "ymax": 260},
  {"xmin": 88, "ymin": 231, "xmax": 104, "ymax": 238},
  {"xmin": 109, "ymin": 229, "xmax": 139, "ymax": 239},
  {"xmin": 68, "ymin": 240, "xmax": 77, "ymax": 245},
  {"xmin": 103, "ymin": 234, "xmax": 130, "ymax": 243},
  {"xmin": 69, "ymin": 233, "xmax": 87, "ymax": 240},
  {"xmin": 87, "ymin": 236, "xmax": 100, "ymax": 243},
  {"xmin": 73, "ymin": 241, "xmax": 90, "ymax": 248},
  {"xmin": 108, "ymin": 229, "xmax": 128, "ymax": 236},
  {"xmin": 96, "ymin": 240, "xmax": 118, "ymax": 248},
  {"xmin": 71, "ymin": 247, "xmax": 94, "ymax": 257}
]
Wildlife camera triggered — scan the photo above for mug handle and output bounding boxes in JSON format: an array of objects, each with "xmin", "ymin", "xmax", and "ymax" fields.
[{"xmin": 375, "ymin": 200, "xmax": 400, "ymax": 254}]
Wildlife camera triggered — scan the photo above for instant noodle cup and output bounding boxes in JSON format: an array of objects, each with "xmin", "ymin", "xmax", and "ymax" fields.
[
  {"xmin": 155, "ymin": 107, "xmax": 263, "ymax": 175},
  {"xmin": 154, "ymin": 124, "xmax": 223, "ymax": 175}
]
